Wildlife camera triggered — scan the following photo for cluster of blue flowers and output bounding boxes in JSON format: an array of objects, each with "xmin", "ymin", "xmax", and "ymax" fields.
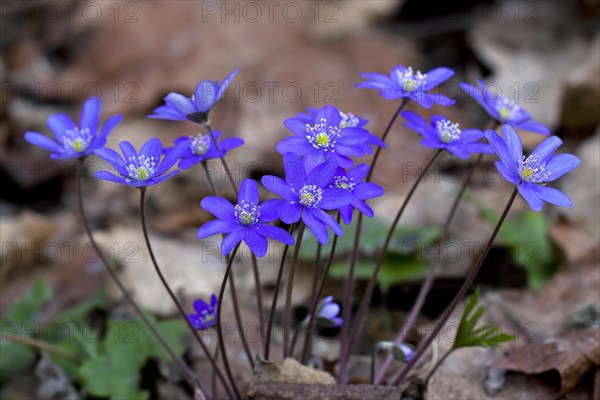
[{"xmin": 25, "ymin": 65, "xmax": 580, "ymax": 335}]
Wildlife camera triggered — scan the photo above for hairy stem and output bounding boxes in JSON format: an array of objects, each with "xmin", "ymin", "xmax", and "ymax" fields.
[
  {"xmin": 204, "ymin": 123, "xmax": 238, "ymax": 195},
  {"xmin": 339, "ymin": 149, "xmax": 442, "ymax": 383},
  {"xmin": 228, "ymin": 262, "xmax": 256, "ymax": 369},
  {"xmin": 301, "ymin": 213, "xmax": 341, "ymax": 363},
  {"xmin": 215, "ymin": 244, "xmax": 242, "ymax": 400},
  {"xmin": 373, "ymin": 152, "xmax": 484, "ymax": 384},
  {"xmin": 139, "ymin": 188, "xmax": 233, "ymax": 399},
  {"xmin": 338, "ymin": 99, "xmax": 409, "ymax": 382},
  {"xmin": 392, "ymin": 187, "xmax": 518, "ymax": 385},
  {"xmin": 264, "ymin": 224, "xmax": 296, "ymax": 359},
  {"xmin": 77, "ymin": 159, "xmax": 200, "ymax": 390},
  {"xmin": 283, "ymin": 223, "xmax": 306, "ymax": 358}
]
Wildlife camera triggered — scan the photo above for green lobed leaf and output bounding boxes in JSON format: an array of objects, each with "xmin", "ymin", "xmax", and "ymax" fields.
[
  {"xmin": 6, "ymin": 276, "xmax": 52, "ymax": 324},
  {"xmin": 453, "ymin": 288, "xmax": 514, "ymax": 350}
]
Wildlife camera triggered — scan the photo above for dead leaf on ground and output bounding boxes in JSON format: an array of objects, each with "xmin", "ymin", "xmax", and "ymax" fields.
[{"xmin": 494, "ymin": 328, "xmax": 600, "ymax": 396}]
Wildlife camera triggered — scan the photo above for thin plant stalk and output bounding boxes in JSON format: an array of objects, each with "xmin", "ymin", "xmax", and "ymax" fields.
[
  {"xmin": 374, "ymin": 120, "xmax": 501, "ymax": 383},
  {"xmin": 227, "ymin": 262, "xmax": 256, "ymax": 369},
  {"xmin": 251, "ymin": 255, "xmax": 266, "ymax": 351},
  {"xmin": 215, "ymin": 244, "xmax": 242, "ymax": 400},
  {"xmin": 338, "ymin": 99, "xmax": 408, "ymax": 381},
  {"xmin": 282, "ymin": 222, "xmax": 306, "ymax": 358},
  {"xmin": 423, "ymin": 348, "xmax": 452, "ymax": 386},
  {"xmin": 204, "ymin": 123, "xmax": 238, "ymax": 195},
  {"xmin": 76, "ymin": 159, "xmax": 200, "ymax": 390},
  {"xmin": 264, "ymin": 223, "xmax": 296, "ymax": 359},
  {"xmin": 139, "ymin": 188, "xmax": 234, "ymax": 399},
  {"xmin": 201, "ymin": 161, "xmax": 218, "ymax": 195},
  {"xmin": 373, "ymin": 152, "xmax": 484, "ymax": 384},
  {"xmin": 203, "ymin": 159, "xmax": 265, "ymax": 356},
  {"xmin": 310, "ymin": 243, "xmax": 323, "ymax": 311},
  {"xmin": 339, "ymin": 149, "xmax": 443, "ymax": 383},
  {"xmin": 301, "ymin": 213, "xmax": 341, "ymax": 363},
  {"xmin": 5, "ymin": 333, "xmax": 80, "ymax": 364},
  {"xmin": 392, "ymin": 187, "xmax": 519, "ymax": 385}
]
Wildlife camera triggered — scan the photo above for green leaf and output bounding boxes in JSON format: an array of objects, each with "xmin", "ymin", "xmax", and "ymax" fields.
[
  {"xmin": 0, "ymin": 338, "xmax": 36, "ymax": 381},
  {"xmin": 6, "ymin": 276, "xmax": 52, "ymax": 324},
  {"xmin": 137, "ymin": 313, "xmax": 187, "ymax": 360},
  {"xmin": 469, "ymin": 194, "xmax": 556, "ymax": 290},
  {"xmin": 0, "ymin": 276, "xmax": 52, "ymax": 382},
  {"xmin": 79, "ymin": 318, "xmax": 150, "ymax": 400},
  {"xmin": 453, "ymin": 288, "xmax": 514, "ymax": 349}
]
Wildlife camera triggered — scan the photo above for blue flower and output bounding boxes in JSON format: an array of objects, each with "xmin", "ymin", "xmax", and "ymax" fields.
[
  {"xmin": 197, "ymin": 179, "xmax": 295, "ymax": 257},
  {"xmin": 277, "ymin": 106, "xmax": 372, "ymax": 171},
  {"xmin": 356, "ymin": 65, "xmax": 455, "ymax": 108},
  {"xmin": 331, "ymin": 165, "xmax": 384, "ymax": 225},
  {"xmin": 396, "ymin": 344, "xmax": 414, "ymax": 363},
  {"xmin": 25, "ymin": 97, "xmax": 122, "ymax": 159},
  {"xmin": 94, "ymin": 138, "xmax": 187, "ymax": 187},
  {"xmin": 316, "ymin": 296, "xmax": 343, "ymax": 328},
  {"xmin": 485, "ymin": 125, "xmax": 580, "ymax": 211},
  {"xmin": 261, "ymin": 153, "xmax": 352, "ymax": 245},
  {"xmin": 291, "ymin": 107, "xmax": 385, "ymax": 155},
  {"xmin": 401, "ymin": 111, "xmax": 493, "ymax": 159},
  {"xmin": 167, "ymin": 130, "xmax": 244, "ymax": 169},
  {"xmin": 188, "ymin": 294, "xmax": 218, "ymax": 330},
  {"xmin": 460, "ymin": 79, "xmax": 550, "ymax": 135},
  {"xmin": 148, "ymin": 69, "xmax": 239, "ymax": 123}
]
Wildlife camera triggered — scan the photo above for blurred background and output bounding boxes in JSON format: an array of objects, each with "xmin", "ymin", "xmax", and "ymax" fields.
[{"xmin": 1, "ymin": 0, "xmax": 599, "ymax": 398}]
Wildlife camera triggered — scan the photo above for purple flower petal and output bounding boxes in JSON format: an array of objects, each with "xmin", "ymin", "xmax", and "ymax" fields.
[
  {"xmin": 353, "ymin": 182, "xmax": 384, "ymax": 199},
  {"xmin": 94, "ymin": 148, "xmax": 129, "ymax": 176},
  {"xmin": 194, "ymin": 80, "xmax": 218, "ymax": 112},
  {"xmin": 119, "ymin": 141, "xmax": 138, "ymax": 161},
  {"xmin": 217, "ymin": 69, "xmax": 239, "ymax": 99},
  {"xmin": 276, "ymin": 136, "xmax": 313, "ymax": 156},
  {"xmin": 244, "ymin": 230, "xmax": 269, "ymax": 257},
  {"xmin": 258, "ymin": 199, "xmax": 282, "ymax": 222},
  {"xmin": 255, "ymin": 224, "xmax": 295, "ymax": 246},
  {"xmin": 221, "ymin": 230, "xmax": 244, "ymax": 255},
  {"xmin": 239, "ymin": 178, "xmax": 259, "ymax": 205},
  {"xmin": 518, "ymin": 182, "xmax": 544, "ymax": 212},
  {"xmin": 80, "ymin": 97, "xmax": 100, "ymax": 134},
  {"xmin": 164, "ymin": 92, "xmax": 196, "ymax": 116},
  {"xmin": 24, "ymin": 132, "xmax": 62, "ymax": 152},
  {"xmin": 531, "ymin": 136, "xmax": 562, "ymax": 163},
  {"xmin": 262, "ymin": 175, "xmax": 296, "ymax": 201},
  {"xmin": 495, "ymin": 161, "xmax": 520, "ymax": 185},
  {"xmin": 197, "ymin": 219, "xmax": 236, "ymax": 238},
  {"xmin": 311, "ymin": 208, "xmax": 344, "ymax": 236},
  {"xmin": 320, "ymin": 188, "xmax": 352, "ymax": 209},
  {"xmin": 516, "ymin": 120, "xmax": 551, "ymax": 136},
  {"xmin": 302, "ymin": 208, "xmax": 329, "ymax": 245},
  {"xmin": 219, "ymin": 137, "xmax": 244, "ymax": 151},
  {"xmin": 544, "ymin": 154, "xmax": 581, "ymax": 182},
  {"xmin": 283, "ymin": 118, "xmax": 309, "ymax": 137},
  {"xmin": 306, "ymin": 158, "xmax": 337, "ymax": 187},
  {"xmin": 47, "ymin": 114, "xmax": 76, "ymax": 142},
  {"xmin": 201, "ymin": 196, "xmax": 235, "ymax": 219},
  {"xmin": 316, "ymin": 105, "xmax": 341, "ymax": 128},
  {"xmin": 424, "ymin": 67, "xmax": 454, "ymax": 90},
  {"xmin": 531, "ymin": 185, "xmax": 572, "ymax": 207},
  {"xmin": 283, "ymin": 152, "xmax": 306, "ymax": 191},
  {"xmin": 501, "ymin": 125, "xmax": 523, "ymax": 164},
  {"xmin": 279, "ymin": 201, "xmax": 302, "ymax": 224}
]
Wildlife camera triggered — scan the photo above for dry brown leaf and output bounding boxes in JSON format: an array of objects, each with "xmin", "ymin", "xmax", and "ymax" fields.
[{"xmin": 494, "ymin": 328, "xmax": 600, "ymax": 395}]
